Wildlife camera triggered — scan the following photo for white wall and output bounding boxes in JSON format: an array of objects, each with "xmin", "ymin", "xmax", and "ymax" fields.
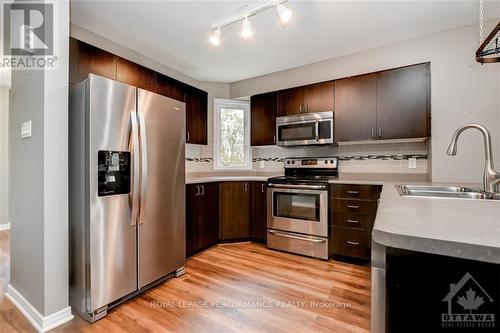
[
  {"xmin": 9, "ymin": 0, "xmax": 71, "ymax": 323},
  {"xmin": 0, "ymin": 85, "xmax": 9, "ymax": 228},
  {"xmin": 230, "ymin": 21, "xmax": 500, "ymax": 184}
]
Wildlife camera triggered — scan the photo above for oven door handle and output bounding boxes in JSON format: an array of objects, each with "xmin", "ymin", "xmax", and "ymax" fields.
[
  {"xmin": 268, "ymin": 230, "xmax": 326, "ymax": 243},
  {"xmin": 267, "ymin": 183, "xmax": 327, "ymax": 190}
]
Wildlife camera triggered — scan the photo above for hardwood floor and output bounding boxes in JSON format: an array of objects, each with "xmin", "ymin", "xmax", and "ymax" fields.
[{"xmin": 0, "ymin": 231, "xmax": 371, "ymax": 332}]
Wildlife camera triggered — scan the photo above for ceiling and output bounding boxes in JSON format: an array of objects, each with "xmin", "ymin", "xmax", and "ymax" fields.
[{"xmin": 71, "ymin": 0, "xmax": 500, "ymax": 83}]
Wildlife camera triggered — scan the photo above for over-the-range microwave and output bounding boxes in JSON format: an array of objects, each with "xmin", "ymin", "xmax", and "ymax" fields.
[{"xmin": 276, "ymin": 111, "xmax": 336, "ymax": 147}]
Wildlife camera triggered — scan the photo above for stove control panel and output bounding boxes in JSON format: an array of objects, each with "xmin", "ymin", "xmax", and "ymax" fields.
[{"xmin": 284, "ymin": 157, "xmax": 338, "ymax": 169}]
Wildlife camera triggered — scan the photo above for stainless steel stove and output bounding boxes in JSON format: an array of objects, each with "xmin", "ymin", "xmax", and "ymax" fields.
[{"xmin": 266, "ymin": 157, "xmax": 338, "ymax": 259}]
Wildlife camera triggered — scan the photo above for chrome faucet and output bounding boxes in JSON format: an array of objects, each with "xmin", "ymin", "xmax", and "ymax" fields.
[{"xmin": 446, "ymin": 124, "xmax": 500, "ymax": 193}]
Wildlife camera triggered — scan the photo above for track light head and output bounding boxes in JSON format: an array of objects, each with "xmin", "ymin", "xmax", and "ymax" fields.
[
  {"xmin": 209, "ymin": 27, "xmax": 221, "ymax": 47},
  {"xmin": 241, "ymin": 17, "xmax": 253, "ymax": 40},
  {"xmin": 276, "ymin": 3, "xmax": 292, "ymax": 26}
]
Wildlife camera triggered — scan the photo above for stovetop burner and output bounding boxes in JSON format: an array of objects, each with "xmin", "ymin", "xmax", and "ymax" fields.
[{"xmin": 267, "ymin": 157, "xmax": 339, "ymax": 185}]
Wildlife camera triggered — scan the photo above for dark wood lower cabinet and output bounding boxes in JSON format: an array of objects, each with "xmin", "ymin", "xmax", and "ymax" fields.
[
  {"xmin": 250, "ymin": 182, "xmax": 267, "ymax": 242},
  {"xmin": 330, "ymin": 184, "xmax": 381, "ymax": 260},
  {"xmin": 219, "ymin": 182, "xmax": 250, "ymax": 240},
  {"xmin": 186, "ymin": 183, "xmax": 219, "ymax": 256},
  {"xmin": 331, "ymin": 226, "xmax": 371, "ymax": 260}
]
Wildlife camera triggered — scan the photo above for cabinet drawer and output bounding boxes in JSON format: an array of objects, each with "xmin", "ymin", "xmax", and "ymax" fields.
[
  {"xmin": 331, "ymin": 184, "xmax": 380, "ymax": 200},
  {"xmin": 331, "ymin": 199, "xmax": 377, "ymax": 215},
  {"xmin": 331, "ymin": 212, "xmax": 375, "ymax": 230},
  {"xmin": 331, "ymin": 227, "xmax": 371, "ymax": 259}
]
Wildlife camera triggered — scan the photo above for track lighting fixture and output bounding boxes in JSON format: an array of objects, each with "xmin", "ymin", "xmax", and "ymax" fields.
[
  {"xmin": 209, "ymin": 27, "xmax": 221, "ymax": 47},
  {"xmin": 241, "ymin": 17, "xmax": 253, "ymax": 40},
  {"xmin": 276, "ymin": 3, "xmax": 293, "ymax": 26},
  {"xmin": 209, "ymin": 0, "xmax": 293, "ymax": 48}
]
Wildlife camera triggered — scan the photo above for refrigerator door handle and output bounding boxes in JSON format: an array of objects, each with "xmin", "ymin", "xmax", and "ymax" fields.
[
  {"xmin": 130, "ymin": 111, "xmax": 139, "ymax": 226},
  {"xmin": 138, "ymin": 112, "xmax": 148, "ymax": 225}
]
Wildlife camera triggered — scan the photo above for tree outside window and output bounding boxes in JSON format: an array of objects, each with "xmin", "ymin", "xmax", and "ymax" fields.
[{"xmin": 214, "ymin": 100, "xmax": 250, "ymax": 169}]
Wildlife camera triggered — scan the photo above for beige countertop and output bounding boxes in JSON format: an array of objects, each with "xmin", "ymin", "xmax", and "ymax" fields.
[{"xmin": 186, "ymin": 172, "xmax": 500, "ymax": 264}]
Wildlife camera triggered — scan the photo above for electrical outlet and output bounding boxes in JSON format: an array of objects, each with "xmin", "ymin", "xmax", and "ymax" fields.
[{"xmin": 408, "ymin": 157, "xmax": 417, "ymax": 169}]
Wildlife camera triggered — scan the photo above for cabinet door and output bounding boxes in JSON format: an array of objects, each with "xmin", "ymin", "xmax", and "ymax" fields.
[
  {"xmin": 376, "ymin": 63, "xmax": 430, "ymax": 139},
  {"xmin": 70, "ymin": 38, "xmax": 117, "ymax": 84},
  {"xmin": 250, "ymin": 182, "xmax": 267, "ymax": 242},
  {"xmin": 303, "ymin": 81, "xmax": 334, "ymax": 113},
  {"xmin": 198, "ymin": 183, "xmax": 219, "ymax": 249},
  {"xmin": 186, "ymin": 184, "xmax": 201, "ymax": 256},
  {"xmin": 277, "ymin": 86, "xmax": 303, "ymax": 116},
  {"xmin": 251, "ymin": 92, "xmax": 277, "ymax": 146},
  {"xmin": 156, "ymin": 74, "xmax": 185, "ymax": 102},
  {"xmin": 185, "ymin": 85, "xmax": 208, "ymax": 145},
  {"xmin": 334, "ymin": 74, "xmax": 377, "ymax": 142},
  {"xmin": 220, "ymin": 182, "xmax": 250, "ymax": 240},
  {"xmin": 116, "ymin": 58, "xmax": 157, "ymax": 92}
]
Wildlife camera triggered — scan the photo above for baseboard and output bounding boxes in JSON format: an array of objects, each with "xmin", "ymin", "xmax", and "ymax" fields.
[
  {"xmin": 5, "ymin": 284, "xmax": 74, "ymax": 332},
  {"xmin": 0, "ymin": 222, "xmax": 10, "ymax": 230}
]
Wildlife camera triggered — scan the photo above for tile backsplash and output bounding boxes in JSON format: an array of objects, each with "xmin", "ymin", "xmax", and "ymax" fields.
[{"xmin": 186, "ymin": 141, "xmax": 429, "ymax": 177}]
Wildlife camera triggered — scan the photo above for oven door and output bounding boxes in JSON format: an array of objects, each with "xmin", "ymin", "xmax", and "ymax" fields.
[{"xmin": 267, "ymin": 185, "xmax": 328, "ymax": 237}]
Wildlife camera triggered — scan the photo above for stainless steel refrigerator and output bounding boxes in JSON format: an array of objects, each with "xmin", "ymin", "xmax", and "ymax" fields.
[{"xmin": 69, "ymin": 74, "xmax": 185, "ymax": 322}]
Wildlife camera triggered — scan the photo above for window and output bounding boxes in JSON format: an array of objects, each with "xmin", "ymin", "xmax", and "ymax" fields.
[{"xmin": 214, "ymin": 99, "xmax": 251, "ymax": 169}]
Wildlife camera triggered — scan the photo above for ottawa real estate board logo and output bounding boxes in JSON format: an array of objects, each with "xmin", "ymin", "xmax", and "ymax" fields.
[
  {"xmin": 442, "ymin": 272, "xmax": 495, "ymax": 329},
  {"xmin": 1, "ymin": 2, "xmax": 57, "ymax": 69}
]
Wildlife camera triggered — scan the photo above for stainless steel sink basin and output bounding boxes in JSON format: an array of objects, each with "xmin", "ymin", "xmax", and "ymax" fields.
[{"xmin": 396, "ymin": 185, "xmax": 500, "ymax": 201}]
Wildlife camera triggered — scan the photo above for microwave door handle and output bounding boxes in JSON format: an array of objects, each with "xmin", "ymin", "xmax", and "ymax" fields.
[
  {"xmin": 130, "ymin": 112, "xmax": 139, "ymax": 227},
  {"xmin": 315, "ymin": 120, "xmax": 319, "ymax": 141},
  {"xmin": 138, "ymin": 113, "xmax": 148, "ymax": 225}
]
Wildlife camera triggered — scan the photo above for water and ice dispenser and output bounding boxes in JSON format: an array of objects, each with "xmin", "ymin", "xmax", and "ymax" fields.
[{"xmin": 97, "ymin": 150, "xmax": 131, "ymax": 196}]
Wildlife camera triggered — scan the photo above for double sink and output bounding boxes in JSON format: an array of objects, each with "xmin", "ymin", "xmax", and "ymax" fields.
[{"xmin": 396, "ymin": 185, "xmax": 500, "ymax": 201}]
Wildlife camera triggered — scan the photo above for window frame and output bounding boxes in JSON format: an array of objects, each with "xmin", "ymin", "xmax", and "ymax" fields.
[{"xmin": 213, "ymin": 98, "xmax": 251, "ymax": 170}]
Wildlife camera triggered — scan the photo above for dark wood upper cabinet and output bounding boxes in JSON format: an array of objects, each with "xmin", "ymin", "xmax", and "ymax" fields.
[
  {"xmin": 250, "ymin": 182, "xmax": 267, "ymax": 242},
  {"xmin": 277, "ymin": 86, "xmax": 303, "ymax": 116},
  {"xmin": 251, "ymin": 92, "xmax": 277, "ymax": 146},
  {"xmin": 277, "ymin": 81, "xmax": 334, "ymax": 116},
  {"xmin": 185, "ymin": 85, "xmax": 208, "ymax": 145},
  {"xmin": 302, "ymin": 81, "xmax": 334, "ymax": 113},
  {"xmin": 69, "ymin": 38, "xmax": 207, "ymax": 144},
  {"xmin": 334, "ymin": 74, "xmax": 377, "ymax": 142},
  {"xmin": 376, "ymin": 63, "xmax": 430, "ymax": 139},
  {"xmin": 156, "ymin": 74, "xmax": 185, "ymax": 102},
  {"xmin": 219, "ymin": 182, "xmax": 250, "ymax": 240},
  {"xmin": 116, "ymin": 58, "xmax": 157, "ymax": 92},
  {"xmin": 70, "ymin": 38, "xmax": 117, "ymax": 84}
]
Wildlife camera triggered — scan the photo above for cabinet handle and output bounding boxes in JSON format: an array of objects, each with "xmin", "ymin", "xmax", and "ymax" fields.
[
  {"xmin": 347, "ymin": 205, "xmax": 360, "ymax": 210},
  {"xmin": 378, "ymin": 128, "xmax": 382, "ymax": 139},
  {"xmin": 244, "ymin": 183, "xmax": 248, "ymax": 192},
  {"xmin": 186, "ymin": 131, "xmax": 190, "ymax": 142},
  {"xmin": 306, "ymin": 105, "xmax": 309, "ymax": 113},
  {"xmin": 346, "ymin": 219, "xmax": 359, "ymax": 224},
  {"xmin": 273, "ymin": 135, "xmax": 276, "ymax": 144},
  {"xmin": 299, "ymin": 105, "xmax": 303, "ymax": 113},
  {"xmin": 200, "ymin": 185, "xmax": 205, "ymax": 196},
  {"xmin": 195, "ymin": 185, "xmax": 200, "ymax": 196},
  {"xmin": 346, "ymin": 190, "xmax": 359, "ymax": 196},
  {"xmin": 261, "ymin": 184, "xmax": 265, "ymax": 193},
  {"xmin": 346, "ymin": 240, "xmax": 360, "ymax": 246},
  {"xmin": 371, "ymin": 128, "xmax": 375, "ymax": 139}
]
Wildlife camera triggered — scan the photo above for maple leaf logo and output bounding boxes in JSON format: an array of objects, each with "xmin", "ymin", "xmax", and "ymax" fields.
[{"xmin": 457, "ymin": 288, "xmax": 484, "ymax": 313}]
